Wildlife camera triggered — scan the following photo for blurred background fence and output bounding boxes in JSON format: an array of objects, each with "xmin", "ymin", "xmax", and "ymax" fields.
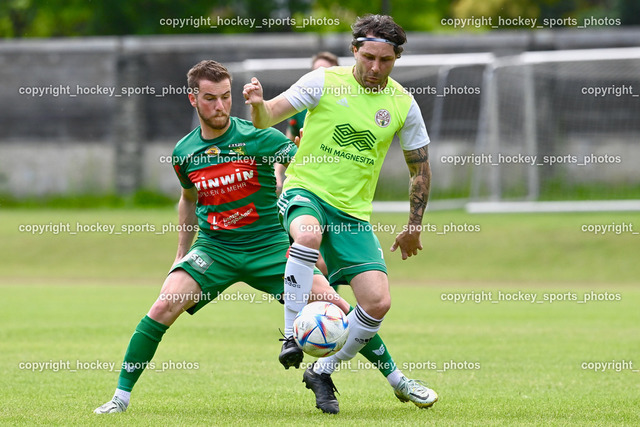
[{"xmin": 1, "ymin": 29, "xmax": 639, "ymax": 204}]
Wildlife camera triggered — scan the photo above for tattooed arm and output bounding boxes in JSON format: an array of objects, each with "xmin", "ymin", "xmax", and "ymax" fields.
[{"xmin": 390, "ymin": 145, "xmax": 431, "ymax": 260}]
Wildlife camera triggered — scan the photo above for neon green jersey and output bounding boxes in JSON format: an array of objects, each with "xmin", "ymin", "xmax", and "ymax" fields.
[{"xmin": 282, "ymin": 66, "xmax": 429, "ymax": 221}]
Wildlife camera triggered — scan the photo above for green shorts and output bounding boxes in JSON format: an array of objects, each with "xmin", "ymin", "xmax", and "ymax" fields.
[
  {"xmin": 278, "ymin": 188, "xmax": 387, "ymax": 286},
  {"xmin": 171, "ymin": 232, "xmax": 290, "ymax": 315}
]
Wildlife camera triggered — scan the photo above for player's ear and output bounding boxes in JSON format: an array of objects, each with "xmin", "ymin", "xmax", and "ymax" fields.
[{"xmin": 188, "ymin": 92, "xmax": 197, "ymax": 107}]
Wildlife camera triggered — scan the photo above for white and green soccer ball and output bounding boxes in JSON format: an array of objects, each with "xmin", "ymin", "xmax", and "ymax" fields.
[{"xmin": 293, "ymin": 301, "xmax": 349, "ymax": 358}]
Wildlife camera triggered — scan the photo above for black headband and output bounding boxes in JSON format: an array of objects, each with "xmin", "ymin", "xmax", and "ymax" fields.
[{"xmin": 355, "ymin": 37, "xmax": 398, "ymax": 48}]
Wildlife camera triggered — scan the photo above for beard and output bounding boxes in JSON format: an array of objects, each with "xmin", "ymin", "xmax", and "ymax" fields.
[
  {"xmin": 196, "ymin": 105, "xmax": 230, "ymax": 130},
  {"xmin": 354, "ymin": 66, "xmax": 387, "ymax": 91}
]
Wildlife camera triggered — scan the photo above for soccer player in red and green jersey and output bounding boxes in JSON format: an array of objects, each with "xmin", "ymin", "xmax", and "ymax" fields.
[{"xmin": 94, "ymin": 59, "xmax": 340, "ymax": 413}]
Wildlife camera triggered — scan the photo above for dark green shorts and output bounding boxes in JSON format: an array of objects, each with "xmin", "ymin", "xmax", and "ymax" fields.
[
  {"xmin": 171, "ymin": 231, "xmax": 322, "ymax": 314},
  {"xmin": 171, "ymin": 232, "xmax": 291, "ymax": 314},
  {"xmin": 278, "ymin": 188, "xmax": 387, "ymax": 286}
]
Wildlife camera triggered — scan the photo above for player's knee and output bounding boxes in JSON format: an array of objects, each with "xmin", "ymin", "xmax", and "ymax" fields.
[
  {"xmin": 148, "ymin": 298, "xmax": 172, "ymax": 318},
  {"xmin": 377, "ymin": 296, "xmax": 392, "ymax": 318},
  {"xmin": 363, "ymin": 295, "xmax": 391, "ymax": 320},
  {"xmin": 148, "ymin": 297, "xmax": 185, "ymax": 326},
  {"xmin": 293, "ymin": 232, "xmax": 322, "ymax": 250}
]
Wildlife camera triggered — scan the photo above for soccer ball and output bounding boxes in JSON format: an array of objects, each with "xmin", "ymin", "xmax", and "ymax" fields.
[{"xmin": 293, "ymin": 301, "xmax": 349, "ymax": 358}]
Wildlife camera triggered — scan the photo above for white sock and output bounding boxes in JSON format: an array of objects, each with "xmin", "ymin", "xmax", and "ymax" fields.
[
  {"xmin": 386, "ymin": 369, "xmax": 405, "ymax": 388},
  {"xmin": 283, "ymin": 305, "xmax": 298, "ymax": 338},
  {"xmin": 313, "ymin": 354, "xmax": 340, "ymax": 375},
  {"xmin": 283, "ymin": 243, "xmax": 319, "ymax": 337},
  {"xmin": 114, "ymin": 388, "xmax": 131, "ymax": 407},
  {"xmin": 314, "ymin": 305, "xmax": 382, "ymax": 375}
]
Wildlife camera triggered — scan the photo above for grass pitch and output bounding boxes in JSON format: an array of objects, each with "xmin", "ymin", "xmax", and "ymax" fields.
[{"xmin": 1, "ymin": 208, "xmax": 639, "ymax": 425}]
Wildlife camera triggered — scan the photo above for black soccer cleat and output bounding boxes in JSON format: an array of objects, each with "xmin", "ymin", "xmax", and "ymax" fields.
[
  {"xmin": 279, "ymin": 335, "xmax": 303, "ymax": 369},
  {"xmin": 302, "ymin": 362, "xmax": 340, "ymax": 414}
]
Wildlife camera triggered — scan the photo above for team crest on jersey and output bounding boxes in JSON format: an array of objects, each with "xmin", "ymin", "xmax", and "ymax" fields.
[
  {"xmin": 205, "ymin": 145, "xmax": 220, "ymax": 156},
  {"xmin": 375, "ymin": 109, "xmax": 391, "ymax": 128},
  {"xmin": 230, "ymin": 146, "xmax": 246, "ymax": 155}
]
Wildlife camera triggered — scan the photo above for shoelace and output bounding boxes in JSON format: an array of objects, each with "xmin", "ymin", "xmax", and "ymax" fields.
[
  {"xmin": 278, "ymin": 329, "xmax": 295, "ymax": 344},
  {"xmin": 318, "ymin": 372, "xmax": 340, "ymax": 395}
]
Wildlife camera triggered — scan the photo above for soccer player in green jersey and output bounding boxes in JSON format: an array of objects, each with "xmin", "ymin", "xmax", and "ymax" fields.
[
  {"xmin": 94, "ymin": 59, "xmax": 431, "ymax": 414},
  {"xmin": 244, "ymin": 14, "xmax": 436, "ymax": 414},
  {"xmin": 284, "ymin": 52, "xmax": 340, "ymax": 143}
]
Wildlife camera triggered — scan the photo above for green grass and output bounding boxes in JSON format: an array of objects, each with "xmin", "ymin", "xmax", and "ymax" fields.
[
  {"xmin": 539, "ymin": 180, "xmax": 640, "ymax": 202},
  {"xmin": 0, "ymin": 189, "xmax": 176, "ymax": 209},
  {"xmin": 1, "ymin": 208, "xmax": 639, "ymax": 425},
  {"xmin": 1, "ymin": 208, "xmax": 638, "ymax": 283},
  {"xmin": 373, "ymin": 178, "xmax": 640, "ymax": 201},
  {"xmin": 1, "ymin": 285, "xmax": 638, "ymax": 425}
]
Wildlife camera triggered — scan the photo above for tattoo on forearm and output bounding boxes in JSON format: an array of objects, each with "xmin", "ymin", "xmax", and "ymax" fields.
[
  {"xmin": 404, "ymin": 146, "xmax": 431, "ymax": 225},
  {"xmin": 405, "ymin": 146, "xmax": 429, "ymax": 165}
]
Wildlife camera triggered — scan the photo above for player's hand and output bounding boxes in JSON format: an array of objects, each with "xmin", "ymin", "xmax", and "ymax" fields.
[
  {"xmin": 243, "ymin": 77, "xmax": 264, "ymax": 105},
  {"xmin": 293, "ymin": 128, "xmax": 303, "ymax": 147},
  {"xmin": 390, "ymin": 228, "xmax": 423, "ymax": 260}
]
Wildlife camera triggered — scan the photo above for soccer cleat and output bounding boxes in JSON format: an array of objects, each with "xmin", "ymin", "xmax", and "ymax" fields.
[
  {"xmin": 279, "ymin": 335, "xmax": 303, "ymax": 369},
  {"xmin": 93, "ymin": 396, "xmax": 128, "ymax": 414},
  {"xmin": 393, "ymin": 377, "xmax": 438, "ymax": 408},
  {"xmin": 302, "ymin": 362, "xmax": 340, "ymax": 414}
]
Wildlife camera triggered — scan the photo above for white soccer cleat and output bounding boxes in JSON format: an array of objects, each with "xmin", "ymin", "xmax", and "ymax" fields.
[
  {"xmin": 393, "ymin": 377, "xmax": 438, "ymax": 408},
  {"xmin": 93, "ymin": 396, "xmax": 128, "ymax": 414}
]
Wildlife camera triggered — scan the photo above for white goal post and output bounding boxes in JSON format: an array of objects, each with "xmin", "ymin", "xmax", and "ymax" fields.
[
  {"xmin": 228, "ymin": 48, "xmax": 640, "ymax": 213},
  {"xmin": 472, "ymin": 47, "xmax": 640, "ymax": 211}
]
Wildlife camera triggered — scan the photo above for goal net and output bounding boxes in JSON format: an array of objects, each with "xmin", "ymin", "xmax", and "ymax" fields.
[{"xmin": 472, "ymin": 47, "xmax": 640, "ymax": 204}]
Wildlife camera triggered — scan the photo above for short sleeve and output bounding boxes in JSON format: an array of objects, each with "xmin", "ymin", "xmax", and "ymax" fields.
[
  {"xmin": 398, "ymin": 99, "xmax": 430, "ymax": 151},
  {"xmin": 282, "ymin": 68, "xmax": 325, "ymax": 112},
  {"xmin": 172, "ymin": 157, "xmax": 194, "ymax": 189}
]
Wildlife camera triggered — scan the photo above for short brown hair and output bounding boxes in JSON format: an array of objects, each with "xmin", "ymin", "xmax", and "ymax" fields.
[
  {"xmin": 351, "ymin": 14, "xmax": 406, "ymax": 57},
  {"xmin": 187, "ymin": 60, "xmax": 232, "ymax": 92},
  {"xmin": 311, "ymin": 51, "xmax": 339, "ymax": 67}
]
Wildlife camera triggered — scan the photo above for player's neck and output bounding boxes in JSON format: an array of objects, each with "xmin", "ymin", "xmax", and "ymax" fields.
[{"xmin": 200, "ymin": 121, "xmax": 231, "ymax": 140}]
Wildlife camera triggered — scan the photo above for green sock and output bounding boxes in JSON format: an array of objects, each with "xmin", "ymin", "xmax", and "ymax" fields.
[
  {"xmin": 116, "ymin": 315, "xmax": 168, "ymax": 392},
  {"xmin": 351, "ymin": 306, "xmax": 397, "ymax": 377},
  {"xmin": 359, "ymin": 332, "xmax": 397, "ymax": 377}
]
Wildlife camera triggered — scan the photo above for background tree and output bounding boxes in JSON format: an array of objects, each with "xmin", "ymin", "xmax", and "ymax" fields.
[{"xmin": 1, "ymin": 0, "xmax": 636, "ymax": 38}]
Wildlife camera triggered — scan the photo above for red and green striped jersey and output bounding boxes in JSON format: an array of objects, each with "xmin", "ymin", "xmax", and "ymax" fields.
[{"xmin": 172, "ymin": 117, "xmax": 296, "ymax": 244}]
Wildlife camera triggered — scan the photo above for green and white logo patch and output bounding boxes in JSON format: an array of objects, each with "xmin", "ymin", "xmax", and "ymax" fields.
[{"xmin": 183, "ymin": 249, "xmax": 214, "ymax": 274}]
